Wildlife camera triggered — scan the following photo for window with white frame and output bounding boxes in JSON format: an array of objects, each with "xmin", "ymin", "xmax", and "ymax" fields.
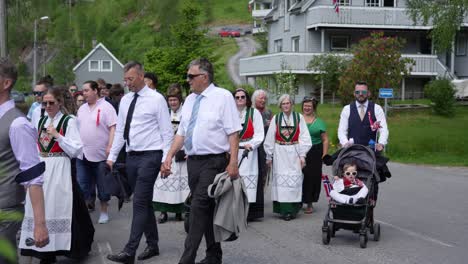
[
  {"xmin": 330, "ymin": 36, "xmax": 349, "ymax": 51},
  {"xmin": 366, "ymin": 0, "xmax": 380, "ymax": 7},
  {"xmin": 101, "ymin": 60, "xmax": 112, "ymax": 72},
  {"xmin": 338, "ymin": 0, "xmax": 351, "ymax": 5},
  {"xmin": 456, "ymin": 34, "xmax": 467, "ymax": 56},
  {"xmin": 274, "ymin": 39, "xmax": 283, "ymax": 52},
  {"xmin": 89, "ymin": 60, "xmax": 100, "ymax": 71},
  {"xmin": 292, "ymin": 36, "xmax": 300, "ymax": 52}
]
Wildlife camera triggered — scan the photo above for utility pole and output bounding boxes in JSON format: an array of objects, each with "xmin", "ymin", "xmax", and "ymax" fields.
[{"xmin": 0, "ymin": 0, "xmax": 7, "ymax": 57}]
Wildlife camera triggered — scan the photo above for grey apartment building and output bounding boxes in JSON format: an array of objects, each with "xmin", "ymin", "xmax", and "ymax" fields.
[{"xmin": 241, "ymin": 0, "xmax": 468, "ymax": 101}]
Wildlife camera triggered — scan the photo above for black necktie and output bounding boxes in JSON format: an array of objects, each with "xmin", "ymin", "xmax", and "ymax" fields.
[{"xmin": 123, "ymin": 93, "xmax": 139, "ymax": 146}]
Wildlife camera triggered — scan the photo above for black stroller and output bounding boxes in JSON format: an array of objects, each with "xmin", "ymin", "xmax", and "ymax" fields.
[{"xmin": 322, "ymin": 144, "xmax": 381, "ymax": 248}]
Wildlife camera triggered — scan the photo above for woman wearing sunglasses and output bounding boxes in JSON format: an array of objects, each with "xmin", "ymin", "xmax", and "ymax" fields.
[
  {"xmin": 301, "ymin": 96, "xmax": 329, "ymax": 214},
  {"xmin": 329, "ymin": 163, "xmax": 368, "ymax": 204},
  {"xmin": 233, "ymin": 88, "xmax": 265, "ymax": 221},
  {"xmin": 20, "ymin": 87, "xmax": 94, "ymax": 263},
  {"xmin": 264, "ymin": 94, "xmax": 312, "ymax": 221}
]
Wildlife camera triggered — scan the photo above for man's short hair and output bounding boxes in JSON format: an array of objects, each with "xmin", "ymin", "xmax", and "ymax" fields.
[
  {"xmin": 84, "ymin": 80, "xmax": 101, "ymax": 96},
  {"xmin": 110, "ymin": 83, "xmax": 125, "ymax": 97},
  {"xmin": 124, "ymin": 61, "xmax": 144, "ymax": 74},
  {"xmin": 355, "ymin": 81, "xmax": 368, "ymax": 88},
  {"xmin": 0, "ymin": 58, "xmax": 18, "ymax": 89},
  {"xmin": 189, "ymin": 58, "xmax": 214, "ymax": 83}
]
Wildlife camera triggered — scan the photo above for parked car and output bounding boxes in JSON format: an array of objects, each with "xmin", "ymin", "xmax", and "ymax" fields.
[
  {"xmin": 11, "ymin": 90, "xmax": 25, "ymax": 103},
  {"xmin": 218, "ymin": 27, "xmax": 240, "ymax": 38}
]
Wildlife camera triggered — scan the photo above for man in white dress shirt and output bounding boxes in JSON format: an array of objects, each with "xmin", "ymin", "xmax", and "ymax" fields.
[
  {"xmin": 338, "ymin": 81, "xmax": 388, "ymax": 150},
  {"xmin": 106, "ymin": 61, "xmax": 173, "ymax": 264},
  {"xmin": 161, "ymin": 58, "xmax": 241, "ymax": 264}
]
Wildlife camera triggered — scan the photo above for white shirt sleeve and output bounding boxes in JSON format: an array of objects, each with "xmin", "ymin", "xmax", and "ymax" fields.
[
  {"xmin": 156, "ymin": 95, "xmax": 174, "ymax": 161},
  {"xmin": 242, "ymin": 109, "xmax": 264, "ymax": 150},
  {"xmin": 338, "ymin": 105, "xmax": 350, "ymax": 146},
  {"xmin": 108, "ymin": 99, "xmax": 126, "ymax": 162},
  {"xmin": 298, "ymin": 114, "xmax": 312, "ymax": 157},
  {"xmin": 374, "ymin": 104, "xmax": 389, "ymax": 145},
  {"xmin": 263, "ymin": 114, "xmax": 276, "ymax": 160},
  {"xmin": 222, "ymin": 94, "xmax": 242, "ymax": 135},
  {"xmin": 56, "ymin": 117, "xmax": 83, "ymax": 158}
]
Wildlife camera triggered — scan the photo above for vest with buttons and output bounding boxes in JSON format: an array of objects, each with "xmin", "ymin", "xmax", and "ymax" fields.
[
  {"xmin": 0, "ymin": 108, "xmax": 26, "ymax": 209},
  {"xmin": 348, "ymin": 101, "xmax": 377, "ymax": 146}
]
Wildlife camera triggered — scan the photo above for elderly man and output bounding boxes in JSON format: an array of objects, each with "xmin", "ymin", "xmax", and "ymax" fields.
[
  {"xmin": 162, "ymin": 58, "xmax": 241, "ymax": 264},
  {"xmin": 0, "ymin": 58, "xmax": 49, "ymax": 263}
]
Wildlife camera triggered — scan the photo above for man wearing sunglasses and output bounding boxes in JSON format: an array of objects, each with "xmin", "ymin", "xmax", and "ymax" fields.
[
  {"xmin": 338, "ymin": 81, "xmax": 388, "ymax": 151},
  {"xmin": 28, "ymin": 76, "xmax": 54, "ymax": 129}
]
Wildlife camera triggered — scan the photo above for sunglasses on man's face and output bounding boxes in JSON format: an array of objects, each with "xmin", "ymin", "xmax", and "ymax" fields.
[
  {"xmin": 344, "ymin": 171, "xmax": 357, "ymax": 176},
  {"xmin": 235, "ymin": 95, "xmax": 246, "ymax": 100},
  {"xmin": 41, "ymin": 101, "xmax": 56, "ymax": 107},
  {"xmin": 355, "ymin": 90, "xmax": 368, "ymax": 95},
  {"xmin": 187, "ymin": 73, "xmax": 204, "ymax": 80},
  {"xmin": 33, "ymin": 91, "xmax": 44, "ymax": 96}
]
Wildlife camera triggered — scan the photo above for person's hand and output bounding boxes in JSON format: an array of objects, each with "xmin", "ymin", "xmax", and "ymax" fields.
[
  {"xmin": 226, "ymin": 162, "xmax": 239, "ymax": 180},
  {"xmin": 33, "ymin": 223, "xmax": 49, "ymax": 248},
  {"xmin": 160, "ymin": 157, "xmax": 172, "ymax": 178},
  {"xmin": 376, "ymin": 144, "xmax": 384, "ymax": 151},
  {"xmin": 300, "ymin": 157, "xmax": 306, "ymax": 169},
  {"xmin": 266, "ymin": 159, "xmax": 272, "ymax": 168},
  {"xmin": 46, "ymin": 124, "xmax": 59, "ymax": 138},
  {"xmin": 333, "ymin": 175, "xmax": 340, "ymax": 181},
  {"xmin": 106, "ymin": 160, "xmax": 113, "ymax": 170},
  {"xmin": 243, "ymin": 144, "xmax": 253, "ymax": 151}
]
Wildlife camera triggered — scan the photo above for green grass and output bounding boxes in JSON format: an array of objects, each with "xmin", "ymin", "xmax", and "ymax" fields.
[
  {"xmin": 210, "ymin": 0, "xmax": 252, "ymax": 25},
  {"xmin": 212, "ymin": 38, "xmax": 239, "ymax": 91},
  {"xmin": 268, "ymin": 103, "xmax": 468, "ymax": 166}
]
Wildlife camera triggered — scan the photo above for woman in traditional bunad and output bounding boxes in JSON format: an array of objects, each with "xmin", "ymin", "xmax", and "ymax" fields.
[
  {"xmin": 264, "ymin": 94, "xmax": 312, "ymax": 221},
  {"xmin": 20, "ymin": 86, "xmax": 94, "ymax": 264},
  {"xmin": 232, "ymin": 88, "xmax": 265, "ymax": 220},
  {"xmin": 153, "ymin": 84, "xmax": 190, "ymax": 223}
]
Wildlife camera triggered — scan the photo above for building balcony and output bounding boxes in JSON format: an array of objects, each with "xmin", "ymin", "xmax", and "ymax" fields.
[
  {"xmin": 239, "ymin": 52, "xmax": 452, "ymax": 78},
  {"xmin": 306, "ymin": 6, "xmax": 432, "ymax": 30},
  {"xmin": 252, "ymin": 9, "xmax": 272, "ymax": 18}
]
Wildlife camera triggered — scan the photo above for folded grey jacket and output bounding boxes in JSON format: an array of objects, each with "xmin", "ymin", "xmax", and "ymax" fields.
[{"xmin": 208, "ymin": 172, "xmax": 249, "ymax": 242}]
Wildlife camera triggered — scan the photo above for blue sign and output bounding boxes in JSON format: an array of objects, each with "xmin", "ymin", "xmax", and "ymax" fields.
[{"xmin": 379, "ymin": 88, "xmax": 393, "ymax": 99}]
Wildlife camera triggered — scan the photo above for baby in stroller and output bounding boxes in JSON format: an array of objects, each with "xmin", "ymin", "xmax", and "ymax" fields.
[{"xmin": 330, "ymin": 162, "xmax": 368, "ymax": 204}]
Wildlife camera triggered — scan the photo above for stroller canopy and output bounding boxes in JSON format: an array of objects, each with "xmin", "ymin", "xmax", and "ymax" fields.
[{"xmin": 332, "ymin": 145, "xmax": 380, "ymax": 182}]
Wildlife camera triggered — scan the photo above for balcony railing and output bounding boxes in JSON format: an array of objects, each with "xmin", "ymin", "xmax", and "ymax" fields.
[
  {"xmin": 252, "ymin": 9, "xmax": 272, "ymax": 18},
  {"xmin": 239, "ymin": 52, "xmax": 446, "ymax": 77},
  {"xmin": 306, "ymin": 6, "xmax": 431, "ymax": 29}
]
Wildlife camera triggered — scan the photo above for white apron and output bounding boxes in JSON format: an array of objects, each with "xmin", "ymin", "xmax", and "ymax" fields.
[
  {"xmin": 153, "ymin": 158, "xmax": 190, "ymax": 204},
  {"xmin": 271, "ymin": 144, "xmax": 303, "ymax": 203}
]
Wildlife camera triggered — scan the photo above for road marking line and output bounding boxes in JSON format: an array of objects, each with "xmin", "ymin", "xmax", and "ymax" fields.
[
  {"xmin": 97, "ymin": 242, "xmax": 113, "ymax": 264},
  {"xmin": 377, "ymin": 219, "xmax": 455, "ymax": 248}
]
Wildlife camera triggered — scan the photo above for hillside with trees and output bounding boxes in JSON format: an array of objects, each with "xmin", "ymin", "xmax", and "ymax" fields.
[{"xmin": 4, "ymin": 0, "xmax": 251, "ymax": 92}]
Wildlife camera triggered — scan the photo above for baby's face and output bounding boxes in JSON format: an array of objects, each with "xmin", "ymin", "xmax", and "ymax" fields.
[{"xmin": 343, "ymin": 166, "xmax": 357, "ymax": 181}]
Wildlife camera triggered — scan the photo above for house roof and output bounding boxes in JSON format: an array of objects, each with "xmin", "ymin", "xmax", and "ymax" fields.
[{"xmin": 72, "ymin": 42, "xmax": 124, "ymax": 72}]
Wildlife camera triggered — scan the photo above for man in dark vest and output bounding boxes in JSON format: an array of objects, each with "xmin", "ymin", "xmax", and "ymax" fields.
[
  {"xmin": 0, "ymin": 58, "xmax": 49, "ymax": 263},
  {"xmin": 338, "ymin": 81, "xmax": 389, "ymax": 150}
]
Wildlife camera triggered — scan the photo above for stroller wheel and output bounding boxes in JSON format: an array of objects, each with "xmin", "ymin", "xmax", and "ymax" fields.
[
  {"xmin": 322, "ymin": 227, "xmax": 331, "ymax": 245},
  {"xmin": 372, "ymin": 223, "xmax": 381, "ymax": 241},
  {"xmin": 359, "ymin": 234, "xmax": 368, "ymax": 248},
  {"xmin": 329, "ymin": 222, "xmax": 336, "ymax": 237}
]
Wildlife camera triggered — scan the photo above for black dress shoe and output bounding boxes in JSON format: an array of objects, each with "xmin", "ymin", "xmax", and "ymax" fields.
[
  {"xmin": 195, "ymin": 257, "xmax": 222, "ymax": 264},
  {"xmin": 175, "ymin": 213, "xmax": 183, "ymax": 221},
  {"xmin": 283, "ymin": 213, "xmax": 292, "ymax": 221},
  {"xmin": 158, "ymin": 212, "xmax": 168, "ymax": 224},
  {"xmin": 107, "ymin": 251, "xmax": 135, "ymax": 264},
  {"xmin": 137, "ymin": 245, "xmax": 160, "ymax": 260},
  {"xmin": 39, "ymin": 256, "xmax": 57, "ymax": 264}
]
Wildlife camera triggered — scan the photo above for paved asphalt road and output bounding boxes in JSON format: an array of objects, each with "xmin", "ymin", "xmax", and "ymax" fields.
[
  {"xmin": 227, "ymin": 36, "xmax": 259, "ymax": 86},
  {"xmin": 19, "ymin": 162, "xmax": 468, "ymax": 264}
]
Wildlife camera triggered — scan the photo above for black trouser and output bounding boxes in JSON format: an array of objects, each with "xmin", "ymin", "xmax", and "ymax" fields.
[
  {"xmin": 123, "ymin": 150, "xmax": 162, "ymax": 255},
  {"xmin": 179, "ymin": 154, "xmax": 227, "ymax": 264}
]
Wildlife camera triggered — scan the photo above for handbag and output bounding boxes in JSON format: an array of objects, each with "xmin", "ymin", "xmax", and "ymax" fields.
[{"xmin": 175, "ymin": 150, "xmax": 186, "ymax": 162}]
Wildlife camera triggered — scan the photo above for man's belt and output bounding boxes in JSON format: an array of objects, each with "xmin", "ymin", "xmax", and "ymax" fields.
[
  {"xmin": 188, "ymin": 153, "xmax": 227, "ymax": 161},
  {"xmin": 275, "ymin": 140, "xmax": 298, "ymax": 145},
  {"xmin": 127, "ymin": 150, "xmax": 162, "ymax": 156}
]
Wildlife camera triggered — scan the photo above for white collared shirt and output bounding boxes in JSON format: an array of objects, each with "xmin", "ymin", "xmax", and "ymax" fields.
[
  {"xmin": 338, "ymin": 100, "xmax": 389, "ymax": 146},
  {"xmin": 108, "ymin": 86, "xmax": 174, "ymax": 162},
  {"xmin": 177, "ymin": 84, "xmax": 242, "ymax": 155}
]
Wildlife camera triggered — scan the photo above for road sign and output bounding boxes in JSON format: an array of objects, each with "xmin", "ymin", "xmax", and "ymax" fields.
[{"xmin": 379, "ymin": 88, "xmax": 393, "ymax": 99}]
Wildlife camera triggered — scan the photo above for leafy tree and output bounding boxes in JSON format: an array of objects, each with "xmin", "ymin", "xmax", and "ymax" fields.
[
  {"xmin": 424, "ymin": 79, "xmax": 456, "ymax": 116},
  {"xmin": 144, "ymin": 0, "xmax": 213, "ymax": 93},
  {"xmin": 269, "ymin": 60, "xmax": 298, "ymax": 100},
  {"xmin": 307, "ymin": 53, "xmax": 350, "ymax": 104},
  {"xmin": 339, "ymin": 31, "xmax": 415, "ymax": 104},
  {"xmin": 406, "ymin": 0, "xmax": 468, "ymax": 52}
]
